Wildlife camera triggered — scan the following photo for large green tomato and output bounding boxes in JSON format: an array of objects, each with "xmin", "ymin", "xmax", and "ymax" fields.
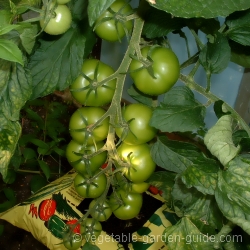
[
  {"xmin": 70, "ymin": 59, "xmax": 116, "ymax": 106},
  {"xmin": 109, "ymin": 189, "xmax": 143, "ymax": 220},
  {"xmin": 117, "ymin": 142, "xmax": 156, "ymax": 183},
  {"xmin": 89, "ymin": 199, "xmax": 112, "ymax": 221},
  {"xmin": 94, "ymin": 0, "xmax": 133, "ymax": 42},
  {"xmin": 115, "ymin": 103, "xmax": 157, "ymax": 145},
  {"xmin": 63, "ymin": 232, "xmax": 82, "ymax": 250},
  {"xmin": 40, "ymin": 3, "xmax": 72, "ymax": 35},
  {"xmin": 74, "ymin": 172, "xmax": 107, "ymax": 198},
  {"xmin": 129, "ymin": 46, "xmax": 180, "ymax": 95},
  {"xmin": 69, "ymin": 107, "xmax": 109, "ymax": 145},
  {"xmin": 66, "ymin": 140, "xmax": 107, "ymax": 175},
  {"xmin": 80, "ymin": 218, "xmax": 102, "ymax": 242},
  {"xmin": 57, "ymin": 0, "xmax": 70, "ymax": 3}
]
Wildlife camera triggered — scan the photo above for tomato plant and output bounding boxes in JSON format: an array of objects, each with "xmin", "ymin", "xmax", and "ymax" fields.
[
  {"xmin": 89, "ymin": 199, "xmax": 112, "ymax": 221},
  {"xmin": 69, "ymin": 107, "xmax": 109, "ymax": 145},
  {"xmin": 129, "ymin": 46, "xmax": 180, "ymax": 96},
  {"xmin": 80, "ymin": 218, "xmax": 102, "ymax": 242},
  {"xmin": 116, "ymin": 142, "xmax": 156, "ymax": 183},
  {"xmin": 66, "ymin": 140, "xmax": 107, "ymax": 175},
  {"xmin": 70, "ymin": 59, "xmax": 116, "ymax": 106},
  {"xmin": 40, "ymin": 2, "xmax": 72, "ymax": 35},
  {"xmin": 66, "ymin": 219, "xmax": 81, "ymax": 234},
  {"xmin": 2, "ymin": 0, "xmax": 250, "ymax": 249},
  {"xmin": 94, "ymin": 0, "xmax": 133, "ymax": 42},
  {"xmin": 115, "ymin": 103, "xmax": 157, "ymax": 145},
  {"xmin": 109, "ymin": 188, "xmax": 143, "ymax": 220},
  {"xmin": 74, "ymin": 172, "xmax": 107, "ymax": 198}
]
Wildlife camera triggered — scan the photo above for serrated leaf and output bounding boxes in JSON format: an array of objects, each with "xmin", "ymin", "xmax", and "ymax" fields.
[
  {"xmin": 38, "ymin": 160, "xmax": 51, "ymax": 180},
  {"xmin": 29, "ymin": 138, "xmax": 49, "ymax": 149},
  {"xmin": 163, "ymin": 217, "xmax": 214, "ymax": 250},
  {"xmin": 0, "ymin": 39, "xmax": 23, "ymax": 65},
  {"xmin": 87, "ymin": 0, "xmax": 116, "ymax": 26},
  {"xmin": 0, "ymin": 24, "xmax": 19, "ymax": 35},
  {"xmin": 226, "ymin": 9, "xmax": 250, "ymax": 46},
  {"xmin": 180, "ymin": 160, "xmax": 219, "ymax": 195},
  {"xmin": 30, "ymin": 175, "xmax": 48, "ymax": 194},
  {"xmin": 150, "ymin": 86, "xmax": 205, "ymax": 133},
  {"xmin": 142, "ymin": 7, "xmax": 186, "ymax": 38},
  {"xmin": 146, "ymin": 0, "xmax": 250, "ymax": 19},
  {"xmin": 0, "ymin": 60, "xmax": 33, "ymax": 121},
  {"xmin": 204, "ymin": 115, "xmax": 240, "ymax": 167},
  {"xmin": 28, "ymin": 25, "xmax": 96, "ymax": 99},
  {"xmin": 0, "ymin": 116, "xmax": 21, "ymax": 178},
  {"xmin": 199, "ymin": 32, "xmax": 231, "ymax": 74},
  {"xmin": 172, "ymin": 178, "xmax": 223, "ymax": 230},
  {"xmin": 0, "ymin": 187, "xmax": 16, "ymax": 212},
  {"xmin": 147, "ymin": 171, "xmax": 176, "ymax": 205},
  {"xmin": 215, "ymin": 156, "xmax": 250, "ymax": 235},
  {"xmin": 127, "ymin": 84, "xmax": 153, "ymax": 107}
]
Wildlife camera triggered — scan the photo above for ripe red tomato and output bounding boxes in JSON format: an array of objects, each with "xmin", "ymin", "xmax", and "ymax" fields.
[
  {"xmin": 129, "ymin": 46, "xmax": 180, "ymax": 95},
  {"xmin": 109, "ymin": 189, "xmax": 143, "ymax": 220},
  {"xmin": 115, "ymin": 103, "xmax": 157, "ymax": 145},
  {"xmin": 40, "ymin": 3, "xmax": 72, "ymax": 35},
  {"xmin": 117, "ymin": 142, "xmax": 156, "ymax": 183},
  {"xmin": 69, "ymin": 107, "xmax": 109, "ymax": 145},
  {"xmin": 94, "ymin": 0, "xmax": 133, "ymax": 42},
  {"xmin": 70, "ymin": 59, "xmax": 116, "ymax": 106}
]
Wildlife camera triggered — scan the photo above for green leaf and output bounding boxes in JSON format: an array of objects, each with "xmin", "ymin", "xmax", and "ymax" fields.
[
  {"xmin": 38, "ymin": 160, "xmax": 51, "ymax": 180},
  {"xmin": 30, "ymin": 175, "xmax": 48, "ymax": 194},
  {"xmin": 226, "ymin": 9, "xmax": 250, "ymax": 46},
  {"xmin": 215, "ymin": 156, "xmax": 250, "ymax": 235},
  {"xmin": 28, "ymin": 25, "xmax": 96, "ymax": 99},
  {"xmin": 146, "ymin": 0, "xmax": 250, "ymax": 19},
  {"xmin": 0, "ymin": 24, "xmax": 19, "ymax": 35},
  {"xmin": 162, "ymin": 217, "xmax": 214, "ymax": 250},
  {"xmin": 172, "ymin": 178, "xmax": 223, "ymax": 230},
  {"xmin": 87, "ymin": 0, "xmax": 116, "ymax": 26},
  {"xmin": 0, "ymin": 187, "xmax": 17, "ymax": 212},
  {"xmin": 0, "ymin": 39, "xmax": 23, "ymax": 65},
  {"xmin": 82, "ymin": 241, "xmax": 100, "ymax": 250},
  {"xmin": 0, "ymin": 60, "xmax": 33, "ymax": 121},
  {"xmin": 142, "ymin": 6, "xmax": 186, "ymax": 38},
  {"xmin": 0, "ymin": 116, "xmax": 21, "ymax": 178},
  {"xmin": 180, "ymin": 158, "xmax": 219, "ymax": 195},
  {"xmin": 199, "ymin": 32, "xmax": 231, "ymax": 74},
  {"xmin": 146, "ymin": 171, "xmax": 176, "ymax": 206},
  {"xmin": 22, "ymin": 148, "xmax": 37, "ymax": 160},
  {"xmin": 150, "ymin": 86, "xmax": 206, "ymax": 133},
  {"xmin": 0, "ymin": 10, "xmax": 12, "ymax": 25},
  {"xmin": 127, "ymin": 84, "xmax": 154, "ymax": 107},
  {"xmin": 204, "ymin": 115, "xmax": 241, "ymax": 167},
  {"xmin": 18, "ymin": 23, "xmax": 39, "ymax": 54},
  {"xmin": 3, "ymin": 169, "xmax": 16, "ymax": 184},
  {"xmin": 68, "ymin": 0, "xmax": 88, "ymax": 21}
]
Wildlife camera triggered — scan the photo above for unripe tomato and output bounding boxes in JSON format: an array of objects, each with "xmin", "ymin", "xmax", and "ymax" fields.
[{"xmin": 130, "ymin": 46, "xmax": 180, "ymax": 95}]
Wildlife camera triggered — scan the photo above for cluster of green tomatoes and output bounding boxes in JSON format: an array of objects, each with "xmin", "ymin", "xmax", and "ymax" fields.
[{"xmin": 38, "ymin": 0, "xmax": 180, "ymax": 249}]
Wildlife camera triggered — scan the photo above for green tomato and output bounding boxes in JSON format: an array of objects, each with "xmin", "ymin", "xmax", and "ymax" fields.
[
  {"xmin": 129, "ymin": 182, "xmax": 150, "ymax": 193},
  {"xmin": 117, "ymin": 142, "xmax": 156, "ymax": 183},
  {"xmin": 74, "ymin": 172, "xmax": 107, "ymax": 198},
  {"xmin": 80, "ymin": 218, "xmax": 102, "ymax": 242},
  {"xmin": 63, "ymin": 232, "xmax": 82, "ymax": 250},
  {"xmin": 69, "ymin": 107, "xmax": 109, "ymax": 145},
  {"xmin": 70, "ymin": 59, "xmax": 116, "ymax": 106},
  {"xmin": 89, "ymin": 199, "xmax": 112, "ymax": 221},
  {"xmin": 115, "ymin": 103, "xmax": 157, "ymax": 145},
  {"xmin": 109, "ymin": 189, "xmax": 143, "ymax": 220},
  {"xmin": 94, "ymin": 0, "xmax": 133, "ymax": 42},
  {"xmin": 40, "ymin": 3, "xmax": 72, "ymax": 35},
  {"xmin": 66, "ymin": 140, "xmax": 107, "ymax": 175},
  {"xmin": 57, "ymin": 0, "xmax": 71, "ymax": 4},
  {"xmin": 129, "ymin": 46, "xmax": 180, "ymax": 95}
]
